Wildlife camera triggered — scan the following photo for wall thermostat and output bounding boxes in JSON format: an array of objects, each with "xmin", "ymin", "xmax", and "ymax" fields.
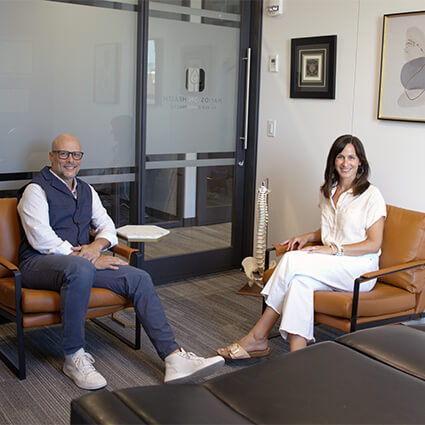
[{"xmin": 265, "ymin": 0, "xmax": 284, "ymax": 16}]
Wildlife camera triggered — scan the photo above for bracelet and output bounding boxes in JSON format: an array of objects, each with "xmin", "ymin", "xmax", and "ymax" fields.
[{"xmin": 336, "ymin": 245, "xmax": 344, "ymax": 256}]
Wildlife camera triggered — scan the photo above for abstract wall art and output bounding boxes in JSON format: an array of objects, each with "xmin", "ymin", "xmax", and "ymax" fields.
[{"xmin": 378, "ymin": 10, "xmax": 425, "ymax": 122}]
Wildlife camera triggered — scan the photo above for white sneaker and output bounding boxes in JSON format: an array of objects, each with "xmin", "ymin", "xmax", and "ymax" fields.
[
  {"xmin": 164, "ymin": 349, "xmax": 225, "ymax": 384},
  {"xmin": 63, "ymin": 348, "xmax": 107, "ymax": 390}
]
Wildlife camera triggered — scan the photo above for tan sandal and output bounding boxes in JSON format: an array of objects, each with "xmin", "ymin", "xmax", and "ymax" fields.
[{"xmin": 217, "ymin": 343, "xmax": 270, "ymax": 361}]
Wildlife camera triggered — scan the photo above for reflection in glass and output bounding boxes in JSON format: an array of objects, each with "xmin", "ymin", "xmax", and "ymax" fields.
[
  {"xmin": 92, "ymin": 181, "xmax": 133, "ymax": 228},
  {"xmin": 144, "ymin": 163, "xmax": 233, "ymax": 258},
  {"xmin": 144, "ymin": 0, "xmax": 240, "ymax": 259},
  {"xmin": 145, "ymin": 168, "xmax": 180, "ymax": 223},
  {"xmin": 206, "ymin": 166, "xmax": 232, "ymax": 208}
]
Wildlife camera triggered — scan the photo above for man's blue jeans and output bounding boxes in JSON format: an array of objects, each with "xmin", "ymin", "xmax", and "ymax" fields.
[{"xmin": 20, "ymin": 254, "xmax": 179, "ymax": 359}]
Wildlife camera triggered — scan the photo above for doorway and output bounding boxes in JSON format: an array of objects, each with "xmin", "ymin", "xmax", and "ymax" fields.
[{"xmin": 138, "ymin": 0, "xmax": 262, "ymax": 283}]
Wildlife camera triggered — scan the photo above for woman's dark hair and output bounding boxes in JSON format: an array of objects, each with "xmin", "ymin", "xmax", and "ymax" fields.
[{"xmin": 320, "ymin": 134, "xmax": 370, "ymax": 199}]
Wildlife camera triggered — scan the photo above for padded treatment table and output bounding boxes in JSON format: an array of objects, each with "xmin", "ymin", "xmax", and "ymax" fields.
[{"xmin": 71, "ymin": 324, "xmax": 425, "ymax": 424}]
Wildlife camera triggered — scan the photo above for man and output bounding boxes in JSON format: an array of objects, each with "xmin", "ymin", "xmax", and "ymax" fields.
[{"xmin": 17, "ymin": 133, "xmax": 224, "ymax": 390}]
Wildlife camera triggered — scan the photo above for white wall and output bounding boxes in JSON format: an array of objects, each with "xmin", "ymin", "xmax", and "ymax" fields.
[{"xmin": 257, "ymin": 0, "xmax": 425, "ymax": 247}]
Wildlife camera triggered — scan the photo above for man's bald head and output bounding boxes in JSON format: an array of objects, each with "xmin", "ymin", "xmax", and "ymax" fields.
[
  {"xmin": 52, "ymin": 133, "xmax": 81, "ymax": 152},
  {"xmin": 49, "ymin": 134, "xmax": 83, "ymax": 188}
]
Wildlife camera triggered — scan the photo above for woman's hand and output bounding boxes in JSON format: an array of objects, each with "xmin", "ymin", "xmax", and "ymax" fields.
[
  {"xmin": 281, "ymin": 229, "xmax": 321, "ymax": 251},
  {"xmin": 281, "ymin": 235, "xmax": 310, "ymax": 251},
  {"xmin": 301, "ymin": 245, "xmax": 333, "ymax": 255}
]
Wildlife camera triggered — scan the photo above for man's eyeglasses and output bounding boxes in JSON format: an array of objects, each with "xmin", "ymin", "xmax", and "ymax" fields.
[{"xmin": 52, "ymin": 150, "xmax": 84, "ymax": 160}]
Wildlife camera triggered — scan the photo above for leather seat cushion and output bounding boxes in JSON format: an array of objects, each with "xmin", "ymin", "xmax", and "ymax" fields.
[
  {"xmin": 0, "ymin": 277, "xmax": 128, "ymax": 313},
  {"xmin": 115, "ymin": 385, "xmax": 250, "ymax": 424},
  {"xmin": 314, "ymin": 282, "xmax": 416, "ymax": 318},
  {"xmin": 71, "ymin": 390, "xmax": 147, "ymax": 425},
  {"xmin": 72, "ymin": 386, "xmax": 251, "ymax": 425},
  {"xmin": 336, "ymin": 325, "xmax": 425, "ymax": 380},
  {"xmin": 205, "ymin": 342, "xmax": 425, "ymax": 424}
]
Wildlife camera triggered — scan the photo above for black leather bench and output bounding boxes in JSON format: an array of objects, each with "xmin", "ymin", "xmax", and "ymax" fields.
[{"xmin": 71, "ymin": 324, "xmax": 425, "ymax": 424}]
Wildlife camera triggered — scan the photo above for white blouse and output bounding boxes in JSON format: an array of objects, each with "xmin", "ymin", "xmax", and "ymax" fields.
[{"xmin": 319, "ymin": 184, "xmax": 387, "ymax": 252}]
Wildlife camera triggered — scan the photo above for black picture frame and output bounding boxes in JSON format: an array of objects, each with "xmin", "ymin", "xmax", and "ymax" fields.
[{"xmin": 290, "ymin": 35, "xmax": 337, "ymax": 99}]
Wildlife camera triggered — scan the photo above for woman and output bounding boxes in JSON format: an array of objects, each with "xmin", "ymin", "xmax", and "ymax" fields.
[{"xmin": 218, "ymin": 135, "xmax": 387, "ymax": 359}]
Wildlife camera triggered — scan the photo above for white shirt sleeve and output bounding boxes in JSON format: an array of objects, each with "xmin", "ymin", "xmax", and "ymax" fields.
[
  {"xmin": 17, "ymin": 184, "xmax": 74, "ymax": 255},
  {"xmin": 365, "ymin": 185, "xmax": 387, "ymax": 229},
  {"xmin": 89, "ymin": 185, "xmax": 118, "ymax": 249}
]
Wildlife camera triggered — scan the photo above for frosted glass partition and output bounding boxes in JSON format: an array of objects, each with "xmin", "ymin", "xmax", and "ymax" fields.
[
  {"xmin": 144, "ymin": 0, "xmax": 240, "ymax": 260},
  {"xmin": 146, "ymin": 15, "xmax": 239, "ymax": 155},
  {"xmin": 0, "ymin": 0, "xmax": 137, "ymax": 174}
]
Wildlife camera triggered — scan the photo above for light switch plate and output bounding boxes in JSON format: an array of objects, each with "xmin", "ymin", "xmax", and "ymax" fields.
[
  {"xmin": 267, "ymin": 120, "xmax": 276, "ymax": 137},
  {"xmin": 269, "ymin": 55, "xmax": 279, "ymax": 72}
]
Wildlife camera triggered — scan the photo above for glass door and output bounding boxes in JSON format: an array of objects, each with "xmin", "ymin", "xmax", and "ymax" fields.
[{"xmin": 140, "ymin": 0, "xmax": 255, "ymax": 283}]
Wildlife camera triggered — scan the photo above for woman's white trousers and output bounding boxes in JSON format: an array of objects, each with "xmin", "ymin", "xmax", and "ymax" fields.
[{"xmin": 261, "ymin": 250, "xmax": 379, "ymax": 342}]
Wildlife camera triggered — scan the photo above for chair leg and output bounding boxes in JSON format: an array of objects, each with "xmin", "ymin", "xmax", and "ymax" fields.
[
  {"xmin": 0, "ymin": 314, "xmax": 26, "ymax": 380},
  {"xmin": 91, "ymin": 315, "xmax": 141, "ymax": 350},
  {"xmin": 16, "ymin": 316, "xmax": 26, "ymax": 379},
  {"xmin": 135, "ymin": 316, "xmax": 141, "ymax": 349}
]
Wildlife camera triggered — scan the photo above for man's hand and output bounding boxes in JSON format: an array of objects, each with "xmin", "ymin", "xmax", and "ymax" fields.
[
  {"xmin": 71, "ymin": 238, "xmax": 110, "ymax": 263},
  {"xmin": 94, "ymin": 255, "xmax": 128, "ymax": 270},
  {"xmin": 72, "ymin": 244, "xmax": 102, "ymax": 263}
]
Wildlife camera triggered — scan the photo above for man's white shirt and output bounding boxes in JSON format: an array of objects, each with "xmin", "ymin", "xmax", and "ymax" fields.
[{"xmin": 17, "ymin": 170, "xmax": 118, "ymax": 256}]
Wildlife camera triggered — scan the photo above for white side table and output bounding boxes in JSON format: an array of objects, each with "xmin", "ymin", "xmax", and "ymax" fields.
[
  {"xmin": 116, "ymin": 225, "xmax": 170, "ymax": 243},
  {"xmin": 112, "ymin": 225, "xmax": 170, "ymax": 327}
]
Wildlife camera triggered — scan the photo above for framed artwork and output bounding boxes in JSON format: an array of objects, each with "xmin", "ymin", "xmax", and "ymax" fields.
[
  {"xmin": 378, "ymin": 10, "xmax": 425, "ymax": 122},
  {"xmin": 290, "ymin": 35, "xmax": 337, "ymax": 99}
]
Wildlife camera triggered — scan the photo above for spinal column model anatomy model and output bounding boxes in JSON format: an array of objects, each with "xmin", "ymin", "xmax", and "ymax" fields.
[{"xmin": 241, "ymin": 182, "xmax": 272, "ymax": 288}]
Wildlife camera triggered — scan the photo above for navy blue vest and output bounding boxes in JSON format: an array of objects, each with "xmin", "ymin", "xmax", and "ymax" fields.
[{"xmin": 18, "ymin": 166, "xmax": 93, "ymax": 263}]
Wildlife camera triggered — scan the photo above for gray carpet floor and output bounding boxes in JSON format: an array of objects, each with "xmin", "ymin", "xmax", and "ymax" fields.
[{"xmin": 0, "ymin": 269, "xmax": 342, "ymax": 425}]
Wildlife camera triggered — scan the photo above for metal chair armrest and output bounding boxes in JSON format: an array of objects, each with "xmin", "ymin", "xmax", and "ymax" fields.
[
  {"xmin": 350, "ymin": 259, "xmax": 425, "ymax": 332},
  {"xmin": 265, "ymin": 247, "xmax": 276, "ymax": 271}
]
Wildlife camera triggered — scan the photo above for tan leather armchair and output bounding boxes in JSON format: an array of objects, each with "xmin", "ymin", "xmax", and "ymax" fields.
[
  {"xmin": 0, "ymin": 198, "xmax": 142, "ymax": 379},
  {"xmin": 263, "ymin": 205, "xmax": 425, "ymax": 333}
]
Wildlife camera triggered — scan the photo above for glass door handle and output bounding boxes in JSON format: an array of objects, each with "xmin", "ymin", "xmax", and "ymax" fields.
[{"xmin": 240, "ymin": 47, "xmax": 251, "ymax": 150}]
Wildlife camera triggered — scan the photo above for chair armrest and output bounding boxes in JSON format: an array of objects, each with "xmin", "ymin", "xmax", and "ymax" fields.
[
  {"xmin": 272, "ymin": 244, "xmax": 286, "ymax": 257},
  {"xmin": 358, "ymin": 259, "xmax": 425, "ymax": 284},
  {"xmin": 0, "ymin": 255, "xmax": 19, "ymax": 272},
  {"xmin": 349, "ymin": 258, "xmax": 425, "ymax": 332},
  {"xmin": 0, "ymin": 255, "xmax": 23, "ymax": 317},
  {"xmin": 109, "ymin": 244, "xmax": 139, "ymax": 262}
]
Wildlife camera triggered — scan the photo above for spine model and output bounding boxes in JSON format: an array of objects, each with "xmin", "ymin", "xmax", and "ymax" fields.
[
  {"xmin": 241, "ymin": 182, "xmax": 271, "ymax": 288},
  {"xmin": 255, "ymin": 183, "xmax": 271, "ymax": 275}
]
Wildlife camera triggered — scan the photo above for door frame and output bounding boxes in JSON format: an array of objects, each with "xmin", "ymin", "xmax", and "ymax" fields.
[{"xmin": 135, "ymin": 0, "xmax": 263, "ymax": 284}]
